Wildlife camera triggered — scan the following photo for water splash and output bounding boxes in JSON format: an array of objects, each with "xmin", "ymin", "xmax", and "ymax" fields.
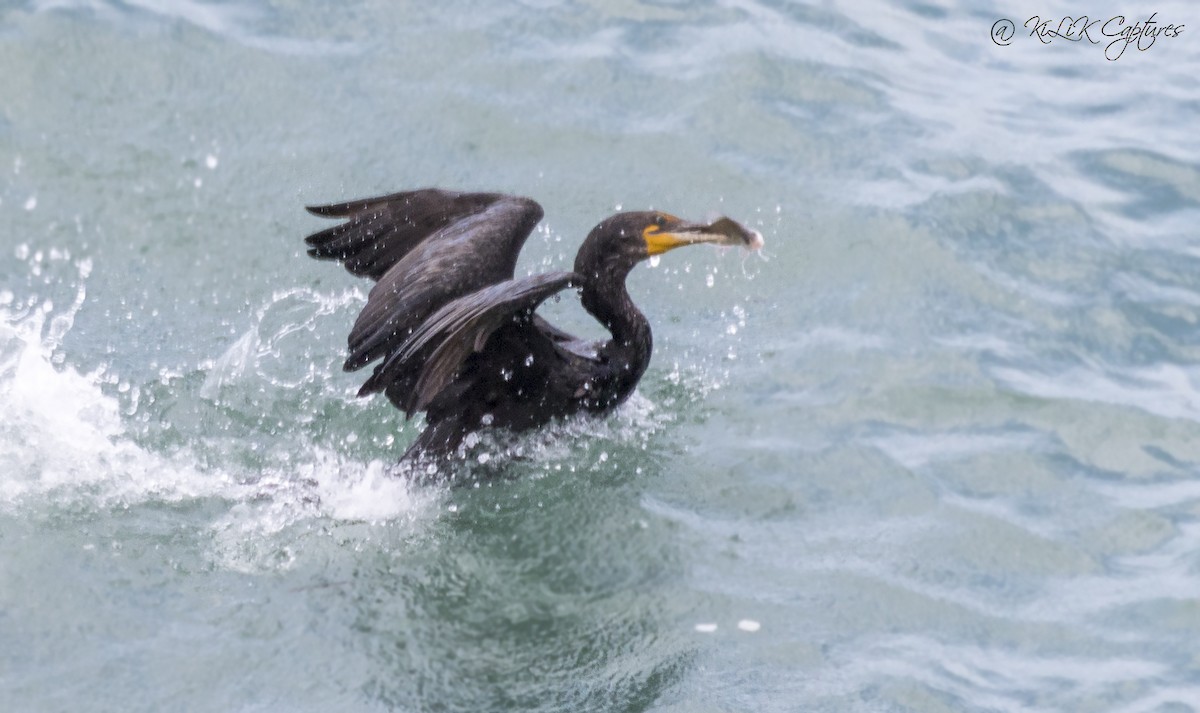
[{"xmin": 0, "ymin": 259, "xmax": 436, "ymax": 572}]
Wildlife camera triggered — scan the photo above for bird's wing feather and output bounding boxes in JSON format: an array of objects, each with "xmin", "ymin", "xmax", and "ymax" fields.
[
  {"xmin": 371, "ymin": 271, "xmax": 578, "ymax": 415},
  {"xmin": 303, "ymin": 189, "xmax": 544, "ymax": 371},
  {"xmin": 305, "ymin": 188, "xmax": 528, "ymax": 279}
]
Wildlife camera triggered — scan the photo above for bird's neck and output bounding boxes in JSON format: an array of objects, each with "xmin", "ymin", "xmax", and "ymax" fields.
[{"xmin": 580, "ymin": 272, "xmax": 652, "ymax": 398}]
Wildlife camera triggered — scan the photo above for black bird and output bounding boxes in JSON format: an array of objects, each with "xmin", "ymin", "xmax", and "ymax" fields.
[{"xmin": 304, "ymin": 188, "xmax": 762, "ymax": 464}]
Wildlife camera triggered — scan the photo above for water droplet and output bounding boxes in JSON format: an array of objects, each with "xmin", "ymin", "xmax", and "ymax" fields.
[
  {"xmin": 193, "ymin": 177, "xmax": 202, "ymax": 188},
  {"xmin": 345, "ymin": 432, "xmax": 358, "ymax": 444},
  {"xmin": 695, "ymin": 623, "xmax": 718, "ymax": 633},
  {"xmin": 23, "ymin": 195, "xmax": 36, "ymax": 211},
  {"xmin": 737, "ymin": 619, "xmax": 761, "ymax": 632},
  {"xmin": 205, "ymin": 154, "xmax": 218, "ymax": 170},
  {"xmin": 649, "ymin": 255, "xmax": 661, "ymax": 268},
  {"xmin": 524, "ymin": 354, "xmax": 534, "ymax": 366},
  {"xmin": 706, "ymin": 273, "xmax": 715, "ymax": 288},
  {"xmin": 481, "ymin": 413, "xmax": 494, "ymax": 426}
]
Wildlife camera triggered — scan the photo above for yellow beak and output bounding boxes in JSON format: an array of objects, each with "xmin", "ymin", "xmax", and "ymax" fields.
[{"xmin": 643, "ymin": 218, "xmax": 764, "ymax": 256}]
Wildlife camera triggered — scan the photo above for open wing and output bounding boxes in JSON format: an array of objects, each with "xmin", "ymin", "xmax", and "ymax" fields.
[
  {"xmin": 389, "ymin": 271, "xmax": 579, "ymax": 414},
  {"xmin": 304, "ymin": 188, "xmax": 544, "ymax": 378}
]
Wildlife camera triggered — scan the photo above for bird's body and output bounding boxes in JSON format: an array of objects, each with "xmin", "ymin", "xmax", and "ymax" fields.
[{"xmin": 304, "ymin": 188, "xmax": 762, "ymax": 466}]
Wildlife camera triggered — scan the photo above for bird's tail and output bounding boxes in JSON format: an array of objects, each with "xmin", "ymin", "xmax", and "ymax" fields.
[{"xmin": 398, "ymin": 421, "xmax": 469, "ymax": 483}]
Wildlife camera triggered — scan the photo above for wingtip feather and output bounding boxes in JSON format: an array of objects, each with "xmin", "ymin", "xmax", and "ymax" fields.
[{"xmin": 305, "ymin": 203, "xmax": 352, "ymax": 218}]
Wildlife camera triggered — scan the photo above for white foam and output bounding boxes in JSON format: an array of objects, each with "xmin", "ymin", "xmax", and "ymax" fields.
[
  {"xmin": 2, "ymin": 265, "xmax": 434, "ymax": 572},
  {"xmin": 206, "ymin": 449, "xmax": 436, "ymax": 573},
  {"xmin": 0, "ymin": 302, "xmax": 219, "ymax": 506}
]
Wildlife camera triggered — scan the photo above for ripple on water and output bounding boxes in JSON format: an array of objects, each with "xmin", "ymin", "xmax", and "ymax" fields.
[
  {"xmin": 991, "ymin": 360, "xmax": 1200, "ymax": 425},
  {"xmin": 31, "ymin": 0, "xmax": 355, "ymax": 55}
]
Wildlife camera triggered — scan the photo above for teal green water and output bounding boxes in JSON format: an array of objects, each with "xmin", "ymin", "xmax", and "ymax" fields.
[{"xmin": 3, "ymin": 1, "xmax": 1200, "ymax": 710}]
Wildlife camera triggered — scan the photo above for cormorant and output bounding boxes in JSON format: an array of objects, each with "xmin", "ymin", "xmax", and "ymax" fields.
[{"xmin": 304, "ymin": 188, "xmax": 762, "ymax": 464}]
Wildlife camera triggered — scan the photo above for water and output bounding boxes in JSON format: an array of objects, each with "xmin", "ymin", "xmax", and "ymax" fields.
[{"xmin": 3, "ymin": 0, "xmax": 1199, "ymax": 710}]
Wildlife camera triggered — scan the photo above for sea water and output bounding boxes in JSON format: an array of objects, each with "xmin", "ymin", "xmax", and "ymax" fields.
[{"xmin": 2, "ymin": 1, "xmax": 1199, "ymax": 710}]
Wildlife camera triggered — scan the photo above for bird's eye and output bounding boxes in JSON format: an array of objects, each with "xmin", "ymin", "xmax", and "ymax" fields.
[{"xmin": 654, "ymin": 214, "xmax": 667, "ymax": 227}]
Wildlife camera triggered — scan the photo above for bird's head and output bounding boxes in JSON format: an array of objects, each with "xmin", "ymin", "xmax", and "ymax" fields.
[{"xmin": 574, "ymin": 210, "xmax": 763, "ymax": 280}]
